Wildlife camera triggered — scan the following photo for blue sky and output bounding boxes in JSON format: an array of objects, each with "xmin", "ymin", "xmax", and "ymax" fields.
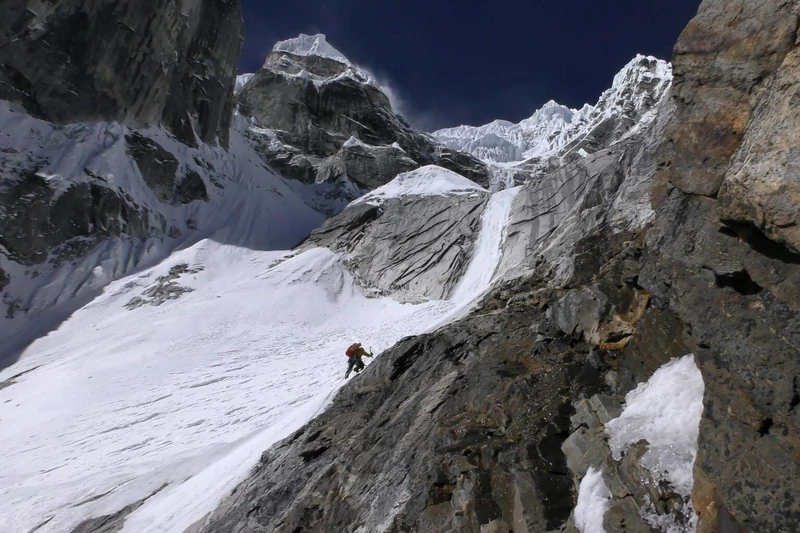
[{"xmin": 239, "ymin": 0, "xmax": 700, "ymax": 131}]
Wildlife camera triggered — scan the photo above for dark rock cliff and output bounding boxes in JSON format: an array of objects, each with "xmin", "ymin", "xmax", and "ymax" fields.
[
  {"xmin": 649, "ymin": 1, "xmax": 800, "ymax": 530},
  {"xmin": 0, "ymin": 0, "xmax": 243, "ymax": 147}
]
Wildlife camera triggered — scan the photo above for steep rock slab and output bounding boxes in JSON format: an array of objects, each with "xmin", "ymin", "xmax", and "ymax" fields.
[
  {"xmin": 305, "ymin": 167, "xmax": 490, "ymax": 301},
  {"xmin": 655, "ymin": 0, "xmax": 800, "ymax": 198},
  {"xmin": 0, "ymin": 0, "xmax": 243, "ymax": 147},
  {"xmin": 718, "ymin": 42, "xmax": 800, "ymax": 254},
  {"xmin": 498, "ymin": 96, "xmax": 674, "ymax": 287},
  {"xmin": 201, "ymin": 306, "xmax": 608, "ymax": 533}
]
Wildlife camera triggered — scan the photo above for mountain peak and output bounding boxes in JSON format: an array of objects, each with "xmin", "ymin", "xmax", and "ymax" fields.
[
  {"xmin": 611, "ymin": 54, "xmax": 672, "ymax": 90},
  {"xmin": 272, "ymin": 33, "xmax": 352, "ymax": 65},
  {"xmin": 433, "ymin": 55, "xmax": 672, "ymax": 164}
]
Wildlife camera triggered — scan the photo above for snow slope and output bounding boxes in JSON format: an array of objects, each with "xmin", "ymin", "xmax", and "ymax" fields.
[
  {"xmin": 0, "ymin": 184, "xmax": 519, "ymax": 532},
  {"xmin": 0, "ymin": 102, "xmax": 332, "ymax": 360},
  {"xmin": 353, "ymin": 165, "xmax": 487, "ymax": 206}
]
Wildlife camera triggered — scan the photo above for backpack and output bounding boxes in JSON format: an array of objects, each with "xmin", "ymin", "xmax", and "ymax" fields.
[{"xmin": 346, "ymin": 343, "xmax": 361, "ymax": 357}]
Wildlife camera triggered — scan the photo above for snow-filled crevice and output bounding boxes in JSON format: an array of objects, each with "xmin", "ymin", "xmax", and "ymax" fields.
[{"xmin": 605, "ymin": 355, "xmax": 704, "ymax": 497}]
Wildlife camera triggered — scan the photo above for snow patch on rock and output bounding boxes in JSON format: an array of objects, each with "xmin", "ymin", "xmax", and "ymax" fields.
[
  {"xmin": 234, "ymin": 73, "xmax": 254, "ymax": 95},
  {"xmin": 606, "ymin": 354, "xmax": 704, "ymax": 497},
  {"xmin": 575, "ymin": 467, "xmax": 611, "ymax": 533}
]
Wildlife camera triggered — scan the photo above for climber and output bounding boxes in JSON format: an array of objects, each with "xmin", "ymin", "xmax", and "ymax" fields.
[{"xmin": 345, "ymin": 342, "xmax": 373, "ymax": 378}]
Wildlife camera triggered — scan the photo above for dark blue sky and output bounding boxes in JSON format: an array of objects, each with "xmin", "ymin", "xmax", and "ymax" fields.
[{"xmin": 239, "ymin": 0, "xmax": 701, "ymax": 131}]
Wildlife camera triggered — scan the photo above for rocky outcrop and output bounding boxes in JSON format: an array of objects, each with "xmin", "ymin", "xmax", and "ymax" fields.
[
  {"xmin": 304, "ymin": 189, "xmax": 489, "ymax": 301},
  {"xmin": 125, "ymin": 134, "xmax": 209, "ymax": 205},
  {"xmin": 0, "ymin": 170, "xmax": 154, "ymax": 267},
  {"xmin": 237, "ymin": 34, "xmax": 490, "ymax": 190},
  {"xmin": 0, "ymin": 0, "xmax": 243, "ymax": 147}
]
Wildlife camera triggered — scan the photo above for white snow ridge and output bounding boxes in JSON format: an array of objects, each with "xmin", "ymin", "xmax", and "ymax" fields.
[
  {"xmin": 434, "ymin": 55, "xmax": 672, "ymax": 164},
  {"xmin": 353, "ymin": 165, "xmax": 487, "ymax": 205}
]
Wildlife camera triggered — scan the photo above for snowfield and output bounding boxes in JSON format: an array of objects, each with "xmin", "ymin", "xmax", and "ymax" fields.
[{"xmin": 0, "ymin": 183, "xmax": 519, "ymax": 532}]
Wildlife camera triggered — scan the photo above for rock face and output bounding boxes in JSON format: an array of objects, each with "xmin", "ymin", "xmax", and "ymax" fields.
[
  {"xmin": 0, "ymin": 0, "xmax": 243, "ymax": 147},
  {"xmin": 498, "ymin": 94, "xmax": 675, "ymax": 286},
  {"xmin": 305, "ymin": 191, "xmax": 489, "ymax": 301},
  {"xmin": 646, "ymin": 3, "xmax": 800, "ymax": 529},
  {"xmin": 203, "ymin": 303, "xmax": 610, "ymax": 533},
  {"xmin": 237, "ymin": 34, "xmax": 490, "ymax": 190}
]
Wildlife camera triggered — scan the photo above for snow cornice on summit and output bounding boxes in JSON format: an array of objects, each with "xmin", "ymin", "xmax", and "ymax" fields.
[{"xmin": 272, "ymin": 34, "xmax": 352, "ymax": 66}]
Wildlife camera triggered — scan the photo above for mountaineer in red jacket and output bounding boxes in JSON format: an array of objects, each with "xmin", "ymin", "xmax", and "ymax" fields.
[{"xmin": 345, "ymin": 342, "xmax": 373, "ymax": 378}]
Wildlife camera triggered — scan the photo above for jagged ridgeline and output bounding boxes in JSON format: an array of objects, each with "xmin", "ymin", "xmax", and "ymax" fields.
[{"xmin": 0, "ymin": 1, "xmax": 798, "ymax": 533}]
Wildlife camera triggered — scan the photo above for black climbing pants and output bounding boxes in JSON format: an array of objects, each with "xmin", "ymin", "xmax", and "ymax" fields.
[{"xmin": 346, "ymin": 355, "xmax": 365, "ymax": 376}]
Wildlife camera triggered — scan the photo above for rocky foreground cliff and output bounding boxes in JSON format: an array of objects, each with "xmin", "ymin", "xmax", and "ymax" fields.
[{"xmin": 199, "ymin": 1, "xmax": 800, "ymax": 532}]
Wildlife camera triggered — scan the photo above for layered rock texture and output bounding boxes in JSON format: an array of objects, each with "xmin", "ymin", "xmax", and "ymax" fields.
[
  {"xmin": 236, "ymin": 34, "xmax": 490, "ymax": 190},
  {"xmin": 305, "ymin": 191, "xmax": 489, "ymax": 302},
  {"xmin": 2, "ymin": 0, "xmax": 799, "ymax": 531}
]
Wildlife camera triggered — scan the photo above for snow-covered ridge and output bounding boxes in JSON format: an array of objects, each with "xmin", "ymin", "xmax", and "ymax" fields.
[
  {"xmin": 273, "ymin": 33, "xmax": 351, "ymax": 66},
  {"xmin": 353, "ymin": 165, "xmax": 487, "ymax": 206},
  {"xmin": 434, "ymin": 55, "xmax": 672, "ymax": 163}
]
